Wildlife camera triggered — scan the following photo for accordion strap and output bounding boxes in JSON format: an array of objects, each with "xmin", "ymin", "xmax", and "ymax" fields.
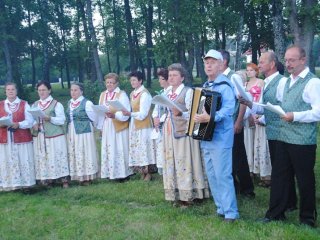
[
  {"xmin": 212, "ymin": 80, "xmax": 233, "ymax": 90},
  {"xmin": 207, "ymin": 80, "xmax": 233, "ymax": 139}
]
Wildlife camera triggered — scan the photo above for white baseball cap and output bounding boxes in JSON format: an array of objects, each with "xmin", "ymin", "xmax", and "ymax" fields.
[{"xmin": 203, "ymin": 49, "xmax": 223, "ymax": 61}]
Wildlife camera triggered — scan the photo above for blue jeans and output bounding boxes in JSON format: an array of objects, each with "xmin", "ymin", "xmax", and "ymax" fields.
[{"xmin": 202, "ymin": 147, "xmax": 239, "ymax": 219}]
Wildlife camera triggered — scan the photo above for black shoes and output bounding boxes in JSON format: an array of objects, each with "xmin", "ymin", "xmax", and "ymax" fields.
[
  {"xmin": 257, "ymin": 215, "xmax": 286, "ymax": 223},
  {"xmin": 300, "ymin": 219, "xmax": 316, "ymax": 228},
  {"xmin": 286, "ymin": 206, "xmax": 298, "ymax": 212},
  {"xmin": 240, "ymin": 192, "xmax": 256, "ymax": 199}
]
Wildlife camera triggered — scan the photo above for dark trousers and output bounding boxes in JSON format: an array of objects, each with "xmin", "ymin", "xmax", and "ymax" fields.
[
  {"xmin": 232, "ymin": 129, "xmax": 254, "ymax": 195},
  {"xmin": 265, "ymin": 141, "xmax": 317, "ymax": 224},
  {"xmin": 268, "ymin": 140, "xmax": 297, "ymax": 209}
]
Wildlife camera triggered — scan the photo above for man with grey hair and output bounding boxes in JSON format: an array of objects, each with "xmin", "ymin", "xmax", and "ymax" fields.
[{"xmin": 195, "ymin": 49, "xmax": 239, "ymax": 222}]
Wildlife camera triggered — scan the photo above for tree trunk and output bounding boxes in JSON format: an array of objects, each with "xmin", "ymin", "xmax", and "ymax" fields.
[
  {"xmin": 220, "ymin": 0, "xmax": 226, "ymax": 49},
  {"xmin": 300, "ymin": 0, "xmax": 316, "ymax": 71},
  {"xmin": 77, "ymin": 0, "xmax": 96, "ymax": 81},
  {"xmin": 75, "ymin": 6, "xmax": 84, "ymax": 82},
  {"xmin": 143, "ymin": 0, "xmax": 154, "ymax": 87},
  {"xmin": 98, "ymin": 0, "xmax": 112, "ymax": 73},
  {"xmin": 235, "ymin": 15, "xmax": 244, "ymax": 70},
  {"xmin": 27, "ymin": 7, "xmax": 36, "ymax": 88},
  {"xmin": 86, "ymin": 0, "xmax": 103, "ymax": 82},
  {"xmin": 124, "ymin": 0, "xmax": 136, "ymax": 71},
  {"xmin": 271, "ymin": 0, "xmax": 286, "ymax": 62},
  {"xmin": 1, "ymin": 38, "xmax": 13, "ymax": 82},
  {"xmin": 57, "ymin": 2, "xmax": 70, "ymax": 88},
  {"xmin": 186, "ymin": 34, "xmax": 195, "ymax": 84},
  {"xmin": 286, "ymin": 0, "xmax": 316, "ymax": 71},
  {"xmin": 247, "ymin": 3, "xmax": 259, "ymax": 64},
  {"xmin": 38, "ymin": 0, "xmax": 50, "ymax": 82},
  {"xmin": 112, "ymin": 0, "xmax": 121, "ymax": 74},
  {"xmin": 133, "ymin": 29, "xmax": 145, "ymax": 80},
  {"xmin": 194, "ymin": 33, "xmax": 206, "ymax": 81}
]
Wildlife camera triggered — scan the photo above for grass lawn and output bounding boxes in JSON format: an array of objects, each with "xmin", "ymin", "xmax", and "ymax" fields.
[{"xmin": 0, "ymin": 82, "xmax": 320, "ymax": 239}]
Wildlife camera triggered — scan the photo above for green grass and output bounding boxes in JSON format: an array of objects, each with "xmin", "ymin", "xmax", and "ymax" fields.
[
  {"xmin": 0, "ymin": 171, "xmax": 319, "ymax": 239},
  {"xmin": 0, "ymin": 82, "xmax": 320, "ymax": 239}
]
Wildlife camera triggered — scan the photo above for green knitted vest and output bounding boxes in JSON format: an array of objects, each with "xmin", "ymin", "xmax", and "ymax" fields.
[
  {"xmin": 34, "ymin": 100, "xmax": 65, "ymax": 138},
  {"xmin": 263, "ymin": 74, "xmax": 283, "ymax": 140},
  {"xmin": 278, "ymin": 72, "xmax": 318, "ymax": 145},
  {"xmin": 66, "ymin": 99, "xmax": 92, "ymax": 134}
]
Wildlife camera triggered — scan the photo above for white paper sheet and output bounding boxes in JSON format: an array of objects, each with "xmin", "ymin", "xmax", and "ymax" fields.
[
  {"xmin": 256, "ymin": 102, "xmax": 286, "ymax": 116},
  {"xmin": 106, "ymin": 100, "xmax": 127, "ymax": 111},
  {"xmin": 0, "ymin": 116, "xmax": 13, "ymax": 126},
  {"xmin": 28, "ymin": 107, "xmax": 46, "ymax": 119},
  {"xmin": 92, "ymin": 105, "xmax": 109, "ymax": 115},
  {"xmin": 151, "ymin": 95, "xmax": 183, "ymax": 112},
  {"xmin": 231, "ymin": 75, "xmax": 252, "ymax": 101}
]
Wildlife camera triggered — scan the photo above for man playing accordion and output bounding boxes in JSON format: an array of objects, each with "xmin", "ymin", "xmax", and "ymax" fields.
[{"xmin": 194, "ymin": 49, "xmax": 239, "ymax": 222}]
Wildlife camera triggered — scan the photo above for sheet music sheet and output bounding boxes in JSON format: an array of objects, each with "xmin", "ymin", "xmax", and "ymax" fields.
[
  {"xmin": 232, "ymin": 75, "xmax": 252, "ymax": 101},
  {"xmin": 256, "ymin": 102, "xmax": 286, "ymax": 116},
  {"xmin": 28, "ymin": 107, "xmax": 46, "ymax": 119},
  {"xmin": 92, "ymin": 105, "xmax": 109, "ymax": 116},
  {"xmin": 106, "ymin": 100, "xmax": 127, "ymax": 111},
  {"xmin": 152, "ymin": 95, "xmax": 183, "ymax": 112},
  {"xmin": 0, "ymin": 116, "xmax": 13, "ymax": 126}
]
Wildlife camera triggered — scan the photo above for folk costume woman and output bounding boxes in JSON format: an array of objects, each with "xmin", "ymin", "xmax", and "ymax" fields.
[
  {"xmin": 151, "ymin": 68, "xmax": 170, "ymax": 174},
  {"xmin": 245, "ymin": 63, "xmax": 271, "ymax": 187},
  {"xmin": 32, "ymin": 81, "xmax": 69, "ymax": 188},
  {"xmin": 66, "ymin": 82, "xmax": 99, "ymax": 185},
  {"xmin": 162, "ymin": 63, "xmax": 209, "ymax": 207},
  {"xmin": 98, "ymin": 73, "xmax": 132, "ymax": 181},
  {"xmin": 0, "ymin": 82, "xmax": 35, "ymax": 191},
  {"xmin": 122, "ymin": 71, "xmax": 155, "ymax": 181}
]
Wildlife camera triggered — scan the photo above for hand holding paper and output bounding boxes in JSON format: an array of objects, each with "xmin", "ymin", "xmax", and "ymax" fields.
[
  {"xmin": 0, "ymin": 116, "xmax": 13, "ymax": 127},
  {"xmin": 92, "ymin": 105, "xmax": 109, "ymax": 115},
  {"xmin": 151, "ymin": 95, "xmax": 183, "ymax": 112},
  {"xmin": 28, "ymin": 107, "xmax": 46, "ymax": 120},
  {"xmin": 231, "ymin": 75, "xmax": 252, "ymax": 102},
  {"xmin": 106, "ymin": 100, "xmax": 127, "ymax": 111},
  {"xmin": 256, "ymin": 102, "xmax": 285, "ymax": 116}
]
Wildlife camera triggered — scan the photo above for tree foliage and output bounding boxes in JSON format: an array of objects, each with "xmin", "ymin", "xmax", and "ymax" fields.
[{"xmin": 1, "ymin": 0, "xmax": 319, "ymax": 91}]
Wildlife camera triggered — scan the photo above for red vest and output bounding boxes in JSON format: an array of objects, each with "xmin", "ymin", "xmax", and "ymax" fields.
[{"xmin": 0, "ymin": 100, "xmax": 33, "ymax": 144}]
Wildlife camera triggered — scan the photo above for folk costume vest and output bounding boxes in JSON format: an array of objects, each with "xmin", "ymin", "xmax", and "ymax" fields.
[
  {"xmin": 0, "ymin": 100, "xmax": 32, "ymax": 144},
  {"xmin": 170, "ymin": 86, "xmax": 189, "ymax": 138},
  {"xmin": 278, "ymin": 72, "xmax": 318, "ymax": 145},
  {"xmin": 130, "ymin": 89, "xmax": 152, "ymax": 130},
  {"xmin": 66, "ymin": 98, "xmax": 92, "ymax": 134},
  {"xmin": 99, "ymin": 90, "xmax": 129, "ymax": 132},
  {"xmin": 33, "ymin": 99, "xmax": 64, "ymax": 138},
  {"xmin": 263, "ymin": 74, "xmax": 283, "ymax": 140}
]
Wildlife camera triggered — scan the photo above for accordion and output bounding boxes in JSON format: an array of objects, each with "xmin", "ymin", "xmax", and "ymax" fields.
[{"xmin": 186, "ymin": 87, "xmax": 222, "ymax": 141}]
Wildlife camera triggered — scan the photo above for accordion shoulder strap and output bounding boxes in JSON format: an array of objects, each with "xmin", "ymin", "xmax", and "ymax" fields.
[{"xmin": 212, "ymin": 80, "xmax": 233, "ymax": 90}]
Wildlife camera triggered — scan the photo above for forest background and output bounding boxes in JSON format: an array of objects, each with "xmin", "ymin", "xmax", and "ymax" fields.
[
  {"xmin": 0, "ymin": 0, "xmax": 320, "ymax": 100},
  {"xmin": 0, "ymin": 1, "xmax": 320, "ymax": 238}
]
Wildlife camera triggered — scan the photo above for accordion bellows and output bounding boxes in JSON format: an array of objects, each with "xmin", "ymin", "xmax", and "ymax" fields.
[{"xmin": 186, "ymin": 87, "xmax": 222, "ymax": 141}]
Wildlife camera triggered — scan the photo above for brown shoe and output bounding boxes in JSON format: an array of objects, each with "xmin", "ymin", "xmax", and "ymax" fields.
[
  {"xmin": 258, "ymin": 180, "xmax": 271, "ymax": 188},
  {"xmin": 81, "ymin": 181, "xmax": 90, "ymax": 186},
  {"xmin": 144, "ymin": 173, "xmax": 152, "ymax": 181},
  {"xmin": 179, "ymin": 201, "xmax": 193, "ymax": 209},
  {"xmin": 141, "ymin": 173, "xmax": 146, "ymax": 180}
]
